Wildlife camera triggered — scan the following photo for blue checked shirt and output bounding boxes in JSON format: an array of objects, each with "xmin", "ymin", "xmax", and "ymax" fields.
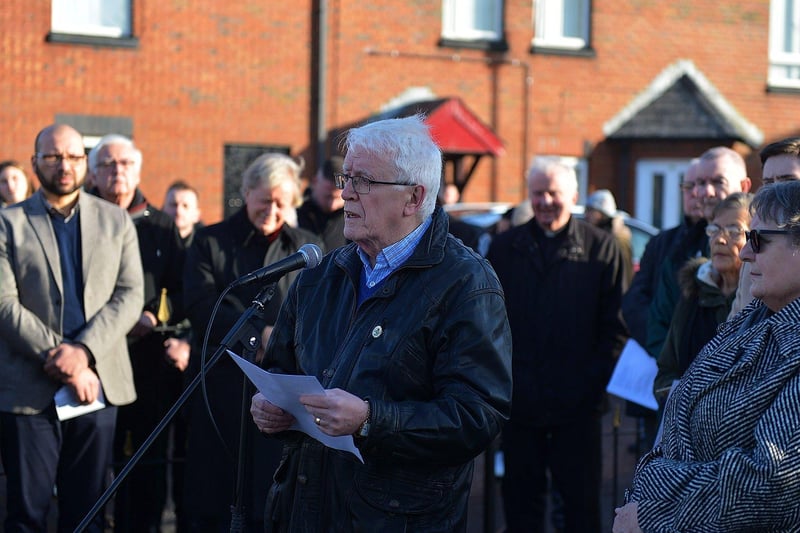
[{"xmin": 356, "ymin": 216, "xmax": 432, "ymax": 288}]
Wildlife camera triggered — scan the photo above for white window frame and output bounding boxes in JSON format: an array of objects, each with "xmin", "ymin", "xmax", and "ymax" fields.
[
  {"xmin": 441, "ymin": 0, "xmax": 503, "ymax": 42},
  {"xmin": 634, "ymin": 159, "xmax": 690, "ymax": 230},
  {"xmin": 51, "ymin": 0, "xmax": 131, "ymax": 38},
  {"xmin": 768, "ymin": 0, "xmax": 800, "ymax": 89},
  {"xmin": 532, "ymin": 0, "xmax": 590, "ymax": 51}
]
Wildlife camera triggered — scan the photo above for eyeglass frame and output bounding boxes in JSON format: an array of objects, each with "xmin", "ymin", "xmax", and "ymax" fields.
[
  {"xmin": 36, "ymin": 153, "xmax": 86, "ymax": 166},
  {"xmin": 693, "ymin": 176, "xmax": 728, "ymax": 190},
  {"xmin": 745, "ymin": 228, "xmax": 795, "ymax": 253},
  {"xmin": 762, "ymin": 175, "xmax": 799, "ymax": 186},
  {"xmin": 95, "ymin": 158, "xmax": 138, "ymax": 171},
  {"xmin": 705, "ymin": 224, "xmax": 747, "ymax": 240},
  {"xmin": 333, "ymin": 172, "xmax": 417, "ymax": 194}
]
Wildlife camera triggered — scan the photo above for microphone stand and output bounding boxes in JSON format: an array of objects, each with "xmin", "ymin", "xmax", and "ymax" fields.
[
  {"xmin": 76, "ymin": 283, "xmax": 276, "ymax": 533},
  {"xmin": 230, "ymin": 283, "xmax": 276, "ymax": 532}
]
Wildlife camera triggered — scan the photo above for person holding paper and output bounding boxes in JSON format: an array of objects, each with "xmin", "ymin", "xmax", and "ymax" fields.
[
  {"xmin": 0, "ymin": 124, "xmax": 144, "ymax": 532},
  {"xmin": 614, "ymin": 180, "xmax": 800, "ymax": 532},
  {"xmin": 249, "ymin": 114, "xmax": 512, "ymax": 532}
]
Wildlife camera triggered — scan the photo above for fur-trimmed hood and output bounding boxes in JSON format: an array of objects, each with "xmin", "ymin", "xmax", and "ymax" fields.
[{"xmin": 678, "ymin": 256, "xmax": 731, "ymax": 309}]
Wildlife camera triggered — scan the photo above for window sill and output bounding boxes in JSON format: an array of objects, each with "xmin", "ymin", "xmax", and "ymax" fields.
[
  {"xmin": 438, "ymin": 37, "xmax": 509, "ymax": 53},
  {"xmin": 46, "ymin": 32, "xmax": 139, "ymax": 49},
  {"xmin": 530, "ymin": 44, "xmax": 595, "ymax": 58},
  {"xmin": 766, "ymin": 83, "xmax": 800, "ymax": 95}
]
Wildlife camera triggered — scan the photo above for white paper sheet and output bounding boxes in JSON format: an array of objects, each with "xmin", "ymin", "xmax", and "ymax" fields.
[
  {"xmin": 605, "ymin": 338, "xmax": 658, "ymax": 410},
  {"xmin": 228, "ymin": 350, "xmax": 364, "ymax": 463},
  {"xmin": 54, "ymin": 384, "xmax": 107, "ymax": 421}
]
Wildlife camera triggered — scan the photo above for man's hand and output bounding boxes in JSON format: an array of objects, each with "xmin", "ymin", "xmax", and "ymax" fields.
[
  {"xmin": 164, "ymin": 337, "xmax": 190, "ymax": 371},
  {"xmin": 129, "ymin": 310, "xmax": 157, "ymax": 338},
  {"xmin": 44, "ymin": 343, "xmax": 90, "ymax": 381},
  {"xmin": 300, "ymin": 388, "xmax": 369, "ymax": 436},
  {"xmin": 65, "ymin": 368, "xmax": 101, "ymax": 404},
  {"xmin": 250, "ymin": 392, "xmax": 295, "ymax": 434},
  {"xmin": 613, "ymin": 502, "xmax": 643, "ymax": 533}
]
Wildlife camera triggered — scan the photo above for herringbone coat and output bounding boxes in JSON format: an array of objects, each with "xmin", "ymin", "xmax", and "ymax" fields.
[{"xmin": 630, "ymin": 297, "xmax": 800, "ymax": 532}]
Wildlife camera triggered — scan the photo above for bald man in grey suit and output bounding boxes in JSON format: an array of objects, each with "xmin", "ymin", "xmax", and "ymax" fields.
[{"xmin": 0, "ymin": 124, "xmax": 143, "ymax": 532}]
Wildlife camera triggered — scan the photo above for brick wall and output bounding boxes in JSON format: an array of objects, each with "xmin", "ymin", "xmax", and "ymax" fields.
[{"xmin": 0, "ymin": 1, "xmax": 797, "ymax": 222}]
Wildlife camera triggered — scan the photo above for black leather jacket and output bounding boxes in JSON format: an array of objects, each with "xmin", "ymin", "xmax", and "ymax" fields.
[{"xmin": 263, "ymin": 207, "xmax": 512, "ymax": 532}]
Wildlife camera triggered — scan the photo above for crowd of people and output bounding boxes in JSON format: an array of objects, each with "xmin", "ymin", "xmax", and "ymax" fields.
[{"xmin": 1, "ymin": 118, "xmax": 800, "ymax": 533}]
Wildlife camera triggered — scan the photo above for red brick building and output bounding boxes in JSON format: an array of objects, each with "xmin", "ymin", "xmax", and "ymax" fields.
[{"xmin": 2, "ymin": 1, "xmax": 799, "ymax": 227}]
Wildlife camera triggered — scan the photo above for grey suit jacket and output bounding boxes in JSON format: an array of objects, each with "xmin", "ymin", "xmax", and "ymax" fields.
[{"xmin": 0, "ymin": 190, "xmax": 144, "ymax": 414}]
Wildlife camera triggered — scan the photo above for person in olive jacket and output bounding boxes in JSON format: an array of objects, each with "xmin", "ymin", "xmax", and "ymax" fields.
[
  {"xmin": 250, "ymin": 115, "xmax": 512, "ymax": 532},
  {"xmin": 486, "ymin": 159, "xmax": 628, "ymax": 533}
]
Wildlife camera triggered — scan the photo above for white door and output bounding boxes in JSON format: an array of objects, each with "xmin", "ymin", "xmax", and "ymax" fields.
[{"xmin": 635, "ymin": 159, "xmax": 691, "ymax": 230}]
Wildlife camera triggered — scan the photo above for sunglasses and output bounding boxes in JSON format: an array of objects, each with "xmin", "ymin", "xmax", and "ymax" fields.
[{"xmin": 745, "ymin": 229, "xmax": 794, "ymax": 253}]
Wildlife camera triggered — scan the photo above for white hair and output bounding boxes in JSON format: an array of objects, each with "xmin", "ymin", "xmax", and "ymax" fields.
[{"xmin": 88, "ymin": 134, "xmax": 143, "ymax": 173}]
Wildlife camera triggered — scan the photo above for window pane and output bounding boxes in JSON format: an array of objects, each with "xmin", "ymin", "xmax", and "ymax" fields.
[
  {"xmin": 563, "ymin": 1, "xmax": 585, "ymax": 39},
  {"xmin": 782, "ymin": 0, "xmax": 800, "ymax": 53},
  {"xmin": 51, "ymin": 0, "xmax": 131, "ymax": 38},
  {"xmin": 442, "ymin": 0, "xmax": 502, "ymax": 40},
  {"xmin": 533, "ymin": 0, "xmax": 589, "ymax": 49},
  {"xmin": 472, "ymin": 0, "xmax": 498, "ymax": 32}
]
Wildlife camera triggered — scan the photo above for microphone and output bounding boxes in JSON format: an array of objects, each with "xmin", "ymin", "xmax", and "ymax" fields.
[{"xmin": 230, "ymin": 243, "xmax": 323, "ymax": 288}]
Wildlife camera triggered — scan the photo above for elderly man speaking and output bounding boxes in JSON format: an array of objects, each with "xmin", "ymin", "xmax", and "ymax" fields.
[{"xmin": 250, "ymin": 114, "xmax": 512, "ymax": 532}]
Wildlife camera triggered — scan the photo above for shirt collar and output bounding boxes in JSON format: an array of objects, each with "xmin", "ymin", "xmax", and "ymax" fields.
[
  {"xmin": 40, "ymin": 190, "xmax": 80, "ymax": 221},
  {"xmin": 357, "ymin": 215, "xmax": 432, "ymax": 283}
]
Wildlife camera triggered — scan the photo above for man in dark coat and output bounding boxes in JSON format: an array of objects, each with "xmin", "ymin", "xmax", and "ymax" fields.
[
  {"xmin": 296, "ymin": 155, "xmax": 347, "ymax": 251},
  {"xmin": 87, "ymin": 134, "xmax": 186, "ymax": 533},
  {"xmin": 487, "ymin": 159, "xmax": 628, "ymax": 533},
  {"xmin": 621, "ymin": 159, "xmax": 705, "ymax": 453},
  {"xmin": 250, "ymin": 115, "xmax": 512, "ymax": 532}
]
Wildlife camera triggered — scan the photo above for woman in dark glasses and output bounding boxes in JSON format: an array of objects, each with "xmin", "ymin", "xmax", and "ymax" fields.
[{"xmin": 615, "ymin": 180, "xmax": 800, "ymax": 532}]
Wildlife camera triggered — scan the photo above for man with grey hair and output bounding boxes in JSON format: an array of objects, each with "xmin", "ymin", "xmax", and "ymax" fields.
[
  {"xmin": 646, "ymin": 146, "xmax": 751, "ymax": 361},
  {"xmin": 88, "ymin": 134, "xmax": 187, "ymax": 532},
  {"xmin": 250, "ymin": 115, "xmax": 512, "ymax": 531},
  {"xmin": 487, "ymin": 159, "xmax": 627, "ymax": 532},
  {"xmin": 621, "ymin": 159, "xmax": 704, "ymax": 453}
]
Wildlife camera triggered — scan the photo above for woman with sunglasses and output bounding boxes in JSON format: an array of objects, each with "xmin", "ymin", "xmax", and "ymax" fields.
[
  {"xmin": 653, "ymin": 192, "xmax": 752, "ymax": 404},
  {"xmin": 614, "ymin": 180, "xmax": 800, "ymax": 532}
]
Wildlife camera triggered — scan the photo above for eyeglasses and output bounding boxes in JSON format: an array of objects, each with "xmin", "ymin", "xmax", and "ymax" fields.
[
  {"xmin": 762, "ymin": 175, "xmax": 800, "ymax": 186},
  {"xmin": 693, "ymin": 177, "xmax": 728, "ymax": 189},
  {"xmin": 745, "ymin": 229, "xmax": 795, "ymax": 253},
  {"xmin": 705, "ymin": 224, "xmax": 746, "ymax": 240},
  {"xmin": 679, "ymin": 182, "xmax": 695, "ymax": 191},
  {"xmin": 333, "ymin": 172, "xmax": 416, "ymax": 194},
  {"xmin": 97, "ymin": 159, "xmax": 137, "ymax": 170},
  {"xmin": 37, "ymin": 153, "xmax": 86, "ymax": 166}
]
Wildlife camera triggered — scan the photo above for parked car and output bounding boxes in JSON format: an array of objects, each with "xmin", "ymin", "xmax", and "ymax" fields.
[{"xmin": 443, "ymin": 202, "xmax": 659, "ymax": 270}]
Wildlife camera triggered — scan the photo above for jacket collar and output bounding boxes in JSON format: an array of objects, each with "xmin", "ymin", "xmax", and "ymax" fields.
[
  {"xmin": 516, "ymin": 215, "xmax": 586, "ymax": 257},
  {"xmin": 336, "ymin": 206, "xmax": 448, "ymax": 277}
]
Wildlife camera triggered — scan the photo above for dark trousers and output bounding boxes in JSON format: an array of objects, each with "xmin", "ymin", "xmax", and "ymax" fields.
[
  {"xmin": 0, "ymin": 404, "xmax": 117, "ymax": 533},
  {"xmin": 113, "ymin": 340, "xmax": 186, "ymax": 533},
  {"xmin": 501, "ymin": 415, "xmax": 602, "ymax": 533}
]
